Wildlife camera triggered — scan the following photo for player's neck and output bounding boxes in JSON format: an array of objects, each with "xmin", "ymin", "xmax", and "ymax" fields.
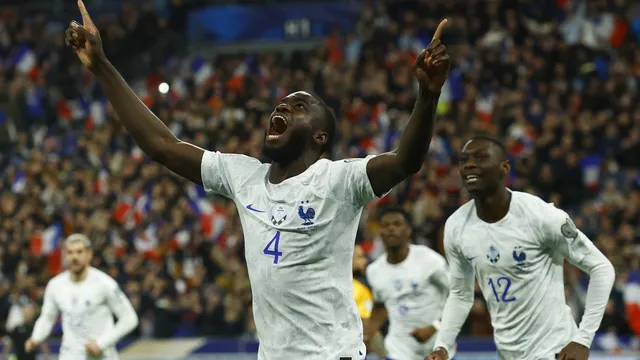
[
  {"xmin": 386, "ymin": 245, "xmax": 410, "ymax": 264},
  {"xmin": 475, "ymin": 187, "xmax": 511, "ymax": 223},
  {"xmin": 268, "ymin": 153, "xmax": 317, "ymax": 184},
  {"xmin": 70, "ymin": 267, "xmax": 90, "ymax": 283}
]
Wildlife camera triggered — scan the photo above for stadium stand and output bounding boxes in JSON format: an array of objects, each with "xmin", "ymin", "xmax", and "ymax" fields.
[{"xmin": 0, "ymin": 0, "xmax": 639, "ymax": 358}]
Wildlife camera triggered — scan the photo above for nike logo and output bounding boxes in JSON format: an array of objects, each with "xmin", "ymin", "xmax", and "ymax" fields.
[
  {"xmin": 246, "ymin": 204, "xmax": 265, "ymax": 213},
  {"xmin": 467, "ymin": 256, "xmax": 478, "ymax": 261}
]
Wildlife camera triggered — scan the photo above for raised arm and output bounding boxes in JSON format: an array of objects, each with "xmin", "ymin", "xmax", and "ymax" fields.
[
  {"xmin": 367, "ymin": 19, "xmax": 450, "ymax": 197},
  {"xmin": 65, "ymin": 0, "xmax": 204, "ymax": 184}
]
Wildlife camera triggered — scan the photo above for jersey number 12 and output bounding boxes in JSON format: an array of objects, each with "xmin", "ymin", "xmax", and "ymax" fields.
[
  {"xmin": 263, "ymin": 231, "xmax": 283, "ymax": 264},
  {"xmin": 488, "ymin": 276, "xmax": 516, "ymax": 302}
]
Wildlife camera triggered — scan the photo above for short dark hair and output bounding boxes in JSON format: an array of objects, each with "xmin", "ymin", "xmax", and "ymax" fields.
[
  {"xmin": 379, "ymin": 207, "xmax": 412, "ymax": 225},
  {"xmin": 311, "ymin": 93, "xmax": 337, "ymax": 155},
  {"xmin": 466, "ymin": 134, "xmax": 508, "ymax": 160}
]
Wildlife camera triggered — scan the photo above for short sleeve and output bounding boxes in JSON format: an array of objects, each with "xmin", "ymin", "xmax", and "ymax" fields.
[
  {"xmin": 327, "ymin": 156, "xmax": 386, "ymax": 206},
  {"xmin": 200, "ymin": 151, "xmax": 262, "ymax": 199},
  {"xmin": 539, "ymin": 204, "xmax": 594, "ymax": 265}
]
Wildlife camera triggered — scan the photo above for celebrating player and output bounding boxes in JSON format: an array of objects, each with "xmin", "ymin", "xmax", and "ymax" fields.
[
  {"xmin": 365, "ymin": 208, "xmax": 452, "ymax": 360},
  {"xmin": 25, "ymin": 234, "xmax": 138, "ymax": 359},
  {"xmin": 426, "ymin": 136, "xmax": 615, "ymax": 360},
  {"xmin": 64, "ymin": 1, "xmax": 449, "ymax": 358}
]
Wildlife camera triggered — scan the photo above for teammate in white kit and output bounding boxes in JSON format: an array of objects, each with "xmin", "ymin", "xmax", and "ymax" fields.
[
  {"xmin": 427, "ymin": 136, "xmax": 616, "ymax": 360},
  {"xmin": 64, "ymin": 3, "xmax": 451, "ymax": 359},
  {"xmin": 364, "ymin": 208, "xmax": 452, "ymax": 360},
  {"xmin": 25, "ymin": 234, "xmax": 139, "ymax": 360}
]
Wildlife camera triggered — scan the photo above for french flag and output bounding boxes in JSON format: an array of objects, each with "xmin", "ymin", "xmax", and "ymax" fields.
[
  {"xmin": 13, "ymin": 45, "xmax": 38, "ymax": 78},
  {"xmin": 191, "ymin": 57, "xmax": 214, "ymax": 85},
  {"xmin": 169, "ymin": 230, "xmax": 191, "ymax": 250},
  {"xmin": 30, "ymin": 223, "xmax": 63, "ymax": 255},
  {"xmin": 133, "ymin": 192, "xmax": 152, "ymax": 225},
  {"xmin": 624, "ymin": 270, "xmax": 640, "ymax": 338},
  {"xmin": 56, "ymin": 99, "xmax": 86, "ymax": 122},
  {"xmin": 580, "ymin": 155, "xmax": 603, "ymax": 191},
  {"xmin": 86, "ymin": 100, "xmax": 107, "ymax": 130},
  {"xmin": 134, "ymin": 225, "xmax": 160, "ymax": 262},
  {"xmin": 187, "ymin": 187, "xmax": 226, "ymax": 242},
  {"xmin": 110, "ymin": 230, "xmax": 127, "ymax": 257},
  {"xmin": 475, "ymin": 93, "xmax": 495, "ymax": 124}
]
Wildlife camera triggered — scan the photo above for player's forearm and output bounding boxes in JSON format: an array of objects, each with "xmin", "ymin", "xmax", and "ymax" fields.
[
  {"xmin": 573, "ymin": 255, "xmax": 615, "ymax": 347},
  {"xmin": 394, "ymin": 87, "xmax": 440, "ymax": 175},
  {"xmin": 92, "ymin": 57, "xmax": 179, "ymax": 160},
  {"xmin": 30, "ymin": 314, "xmax": 57, "ymax": 343},
  {"xmin": 433, "ymin": 282, "xmax": 474, "ymax": 353},
  {"xmin": 96, "ymin": 307, "xmax": 139, "ymax": 350}
]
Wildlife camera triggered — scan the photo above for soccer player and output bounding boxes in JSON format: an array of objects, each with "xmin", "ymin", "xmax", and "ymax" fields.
[
  {"xmin": 364, "ymin": 208, "xmax": 451, "ymax": 360},
  {"xmin": 64, "ymin": 2, "xmax": 450, "ymax": 358},
  {"xmin": 426, "ymin": 136, "xmax": 616, "ymax": 360},
  {"xmin": 25, "ymin": 234, "xmax": 139, "ymax": 360}
]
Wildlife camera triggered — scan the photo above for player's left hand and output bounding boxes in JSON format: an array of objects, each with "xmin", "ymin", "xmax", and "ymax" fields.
[
  {"xmin": 413, "ymin": 19, "xmax": 450, "ymax": 92},
  {"xmin": 410, "ymin": 325, "xmax": 437, "ymax": 343},
  {"xmin": 85, "ymin": 340, "xmax": 102, "ymax": 357},
  {"xmin": 557, "ymin": 341, "xmax": 589, "ymax": 360}
]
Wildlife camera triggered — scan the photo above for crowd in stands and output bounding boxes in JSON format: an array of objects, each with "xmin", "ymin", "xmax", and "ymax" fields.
[{"xmin": 0, "ymin": 0, "xmax": 639, "ymax": 353}]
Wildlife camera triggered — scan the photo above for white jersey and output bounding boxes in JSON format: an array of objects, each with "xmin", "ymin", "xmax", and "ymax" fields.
[
  {"xmin": 435, "ymin": 191, "xmax": 614, "ymax": 360},
  {"xmin": 201, "ymin": 151, "xmax": 385, "ymax": 360},
  {"xmin": 366, "ymin": 245, "xmax": 451, "ymax": 360},
  {"xmin": 31, "ymin": 267, "xmax": 138, "ymax": 360}
]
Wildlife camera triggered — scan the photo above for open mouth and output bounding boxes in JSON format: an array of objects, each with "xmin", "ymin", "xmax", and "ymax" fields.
[
  {"xmin": 464, "ymin": 174, "xmax": 480, "ymax": 184},
  {"xmin": 267, "ymin": 115, "xmax": 288, "ymax": 140}
]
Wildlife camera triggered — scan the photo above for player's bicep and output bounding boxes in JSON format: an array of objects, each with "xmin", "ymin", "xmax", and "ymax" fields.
[
  {"xmin": 40, "ymin": 284, "xmax": 59, "ymax": 319},
  {"xmin": 152, "ymin": 139, "xmax": 204, "ymax": 185},
  {"xmin": 443, "ymin": 225, "xmax": 474, "ymax": 297},
  {"xmin": 105, "ymin": 285, "xmax": 134, "ymax": 318},
  {"xmin": 366, "ymin": 152, "xmax": 407, "ymax": 198}
]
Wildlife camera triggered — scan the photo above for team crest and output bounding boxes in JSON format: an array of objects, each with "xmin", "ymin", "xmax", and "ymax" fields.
[
  {"xmin": 270, "ymin": 204, "xmax": 288, "ymax": 226},
  {"xmin": 561, "ymin": 218, "xmax": 578, "ymax": 240},
  {"xmin": 298, "ymin": 200, "xmax": 315, "ymax": 226},
  {"xmin": 512, "ymin": 246, "xmax": 526, "ymax": 266},
  {"xmin": 487, "ymin": 245, "xmax": 500, "ymax": 264}
]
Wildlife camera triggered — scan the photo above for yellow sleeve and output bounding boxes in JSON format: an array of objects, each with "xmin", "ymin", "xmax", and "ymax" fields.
[{"xmin": 354, "ymin": 279, "xmax": 374, "ymax": 319}]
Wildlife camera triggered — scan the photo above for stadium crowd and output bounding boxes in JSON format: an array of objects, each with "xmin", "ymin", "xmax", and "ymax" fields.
[{"xmin": 0, "ymin": 0, "xmax": 639, "ymax": 353}]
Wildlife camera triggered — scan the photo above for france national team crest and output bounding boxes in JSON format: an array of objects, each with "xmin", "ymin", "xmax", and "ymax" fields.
[
  {"xmin": 512, "ymin": 246, "xmax": 526, "ymax": 267},
  {"xmin": 487, "ymin": 245, "xmax": 500, "ymax": 264},
  {"xmin": 298, "ymin": 200, "xmax": 315, "ymax": 226},
  {"xmin": 270, "ymin": 204, "xmax": 288, "ymax": 226}
]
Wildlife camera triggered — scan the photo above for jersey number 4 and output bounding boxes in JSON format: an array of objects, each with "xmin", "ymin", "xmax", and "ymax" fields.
[
  {"xmin": 488, "ymin": 276, "xmax": 516, "ymax": 302},
  {"xmin": 263, "ymin": 231, "xmax": 283, "ymax": 264}
]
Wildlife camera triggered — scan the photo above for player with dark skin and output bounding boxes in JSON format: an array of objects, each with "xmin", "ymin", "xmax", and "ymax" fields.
[
  {"xmin": 426, "ymin": 137, "xmax": 590, "ymax": 360},
  {"xmin": 64, "ymin": 0, "xmax": 450, "ymax": 200},
  {"xmin": 364, "ymin": 209, "xmax": 439, "ymax": 345}
]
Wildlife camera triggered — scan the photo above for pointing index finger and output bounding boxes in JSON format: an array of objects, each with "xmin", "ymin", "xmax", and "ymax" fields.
[
  {"xmin": 77, "ymin": 0, "xmax": 95, "ymax": 28},
  {"xmin": 432, "ymin": 19, "xmax": 448, "ymax": 41}
]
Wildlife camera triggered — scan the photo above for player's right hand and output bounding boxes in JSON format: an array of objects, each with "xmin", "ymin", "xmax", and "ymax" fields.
[
  {"xmin": 24, "ymin": 339, "xmax": 38, "ymax": 353},
  {"xmin": 425, "ymin": 347, "xmax": 448, "ymax": 360},
  {"xmin": 64, "ymin": 0, "xmax": 105, "ymax": 71}
]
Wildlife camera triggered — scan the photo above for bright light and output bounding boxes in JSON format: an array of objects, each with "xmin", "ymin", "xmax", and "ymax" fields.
[{"xmin": 158, "ymin": 82, "xmax": 170, "ymax": 94}]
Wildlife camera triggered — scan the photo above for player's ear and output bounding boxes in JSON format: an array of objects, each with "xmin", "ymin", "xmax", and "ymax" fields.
[
  {"xmin": 313, "ymin": 130, "xmax": 328, "ymax": 147},
  {"xmin": 501, "ymin": 160, "xmax": 511, "ymax": 177}
]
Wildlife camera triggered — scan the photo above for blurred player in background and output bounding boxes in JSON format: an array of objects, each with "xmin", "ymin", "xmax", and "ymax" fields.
[
  {"xmin": 64, "ymin": 1, "xmax": 450, "ymax": 359},
  {"xmin": 427, "ymin": 136, "xmax": 615, "ymax": 360},
  {"xmin": 365, "ymin": 208, "xmax": 451, "ymax": 360},
  {"xmin": 25, "ymin": 234, "xmax": 139, "ymax": 360}
]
